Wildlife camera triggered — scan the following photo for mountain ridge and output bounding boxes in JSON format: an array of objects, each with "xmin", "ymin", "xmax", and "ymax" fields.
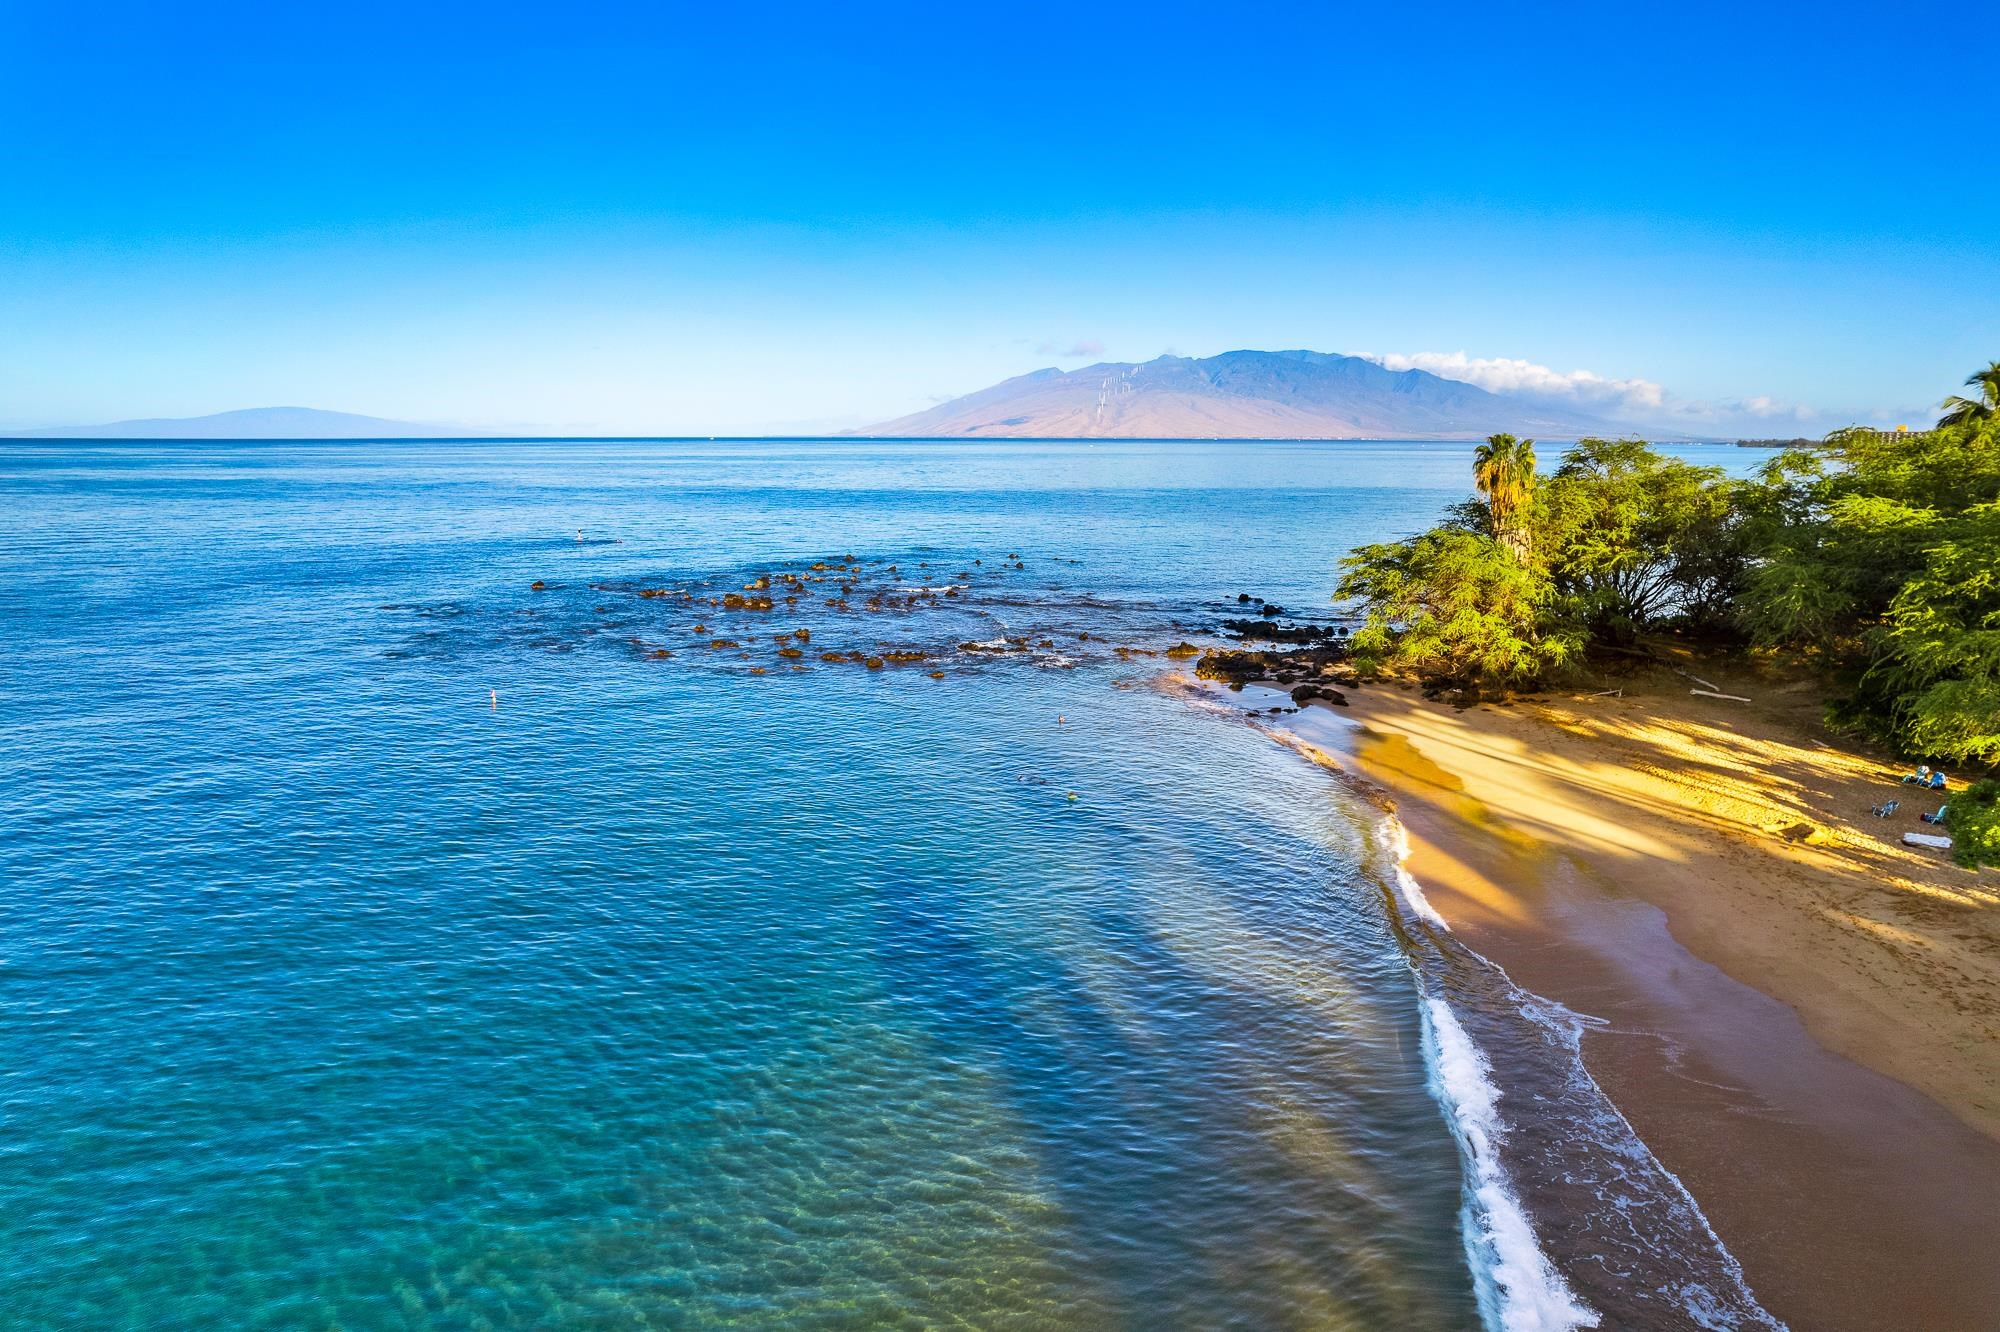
[{"xmin": 861, "ymin": 350, "xmax": 1642, "ymax": 439}]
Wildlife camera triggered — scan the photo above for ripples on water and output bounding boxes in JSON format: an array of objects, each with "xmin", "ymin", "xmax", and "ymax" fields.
[{"xmin": 0, "ymin": 440, "xmax": 1769, "ymax": 1329}]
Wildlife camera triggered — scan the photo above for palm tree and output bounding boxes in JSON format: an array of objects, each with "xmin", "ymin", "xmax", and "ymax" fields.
[
  {"xmin": 1937, "ymin": 361, "xmax": 2000, "ymax": 428},
  {"xmin": 1473, "ymin": 433, "xmax": 1538, "ymax": 560}
]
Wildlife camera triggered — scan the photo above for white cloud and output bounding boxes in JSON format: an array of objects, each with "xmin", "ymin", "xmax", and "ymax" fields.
[
  {"xmin": 1738, "ymin": 395, "xmax": 1815, "ymax": 422},
  {"xmin": 1355, "ymin": 349, "xmax": 1875, "ymax": 435},
  {"xmin": 1363, "ymin": 350, "xmax": 1665, "ymax": 413},
  {"xmin": 1035, "ymin": 338, "xmax": 1106, "ymax": 360}
]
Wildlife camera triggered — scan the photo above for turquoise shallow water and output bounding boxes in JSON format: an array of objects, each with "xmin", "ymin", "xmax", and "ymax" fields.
[{"xmin": 0, "ymin": 439, "xmax": 1757, "ymax": 1330}]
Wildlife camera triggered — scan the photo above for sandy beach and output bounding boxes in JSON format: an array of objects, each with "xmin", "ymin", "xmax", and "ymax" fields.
[{"xmin": 1236, "ymin": 657, "xmax": 2000, "ymax": 1331}]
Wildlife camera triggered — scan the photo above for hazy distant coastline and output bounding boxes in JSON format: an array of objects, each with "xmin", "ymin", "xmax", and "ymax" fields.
[
  {"xmin": 10, "ymin": 352, "xmax": 1732, "ymax": 443},
  {"xmin": 0, "ymin": 406, "xmax": 495, "ymax": 440}
]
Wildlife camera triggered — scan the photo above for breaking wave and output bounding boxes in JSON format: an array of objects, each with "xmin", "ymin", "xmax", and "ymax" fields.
[{"xmin": 1374, "ymin": 813, "xmax": 1786, "ymax": 1332}]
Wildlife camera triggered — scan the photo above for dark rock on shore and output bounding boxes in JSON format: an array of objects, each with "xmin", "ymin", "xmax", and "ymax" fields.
[
  {"xmin": 1194, "ymin": 642, "xmax": 1354, "ymax": 691},
  {"xmin": 1194, "ymin": 649, "xmax": 1278, "ymax": 682},
  {"xmin": 1221, "ymin": 618, "xmax": 1340, "ymax": 644}
]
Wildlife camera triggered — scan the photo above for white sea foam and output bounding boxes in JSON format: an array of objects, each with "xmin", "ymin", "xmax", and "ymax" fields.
[
  {"xmin": 1384, "ymin": 813, "xmax": 1596, "ymax": 1331},
  {"xmin": 1378, "ymin": 818, "xmax": 1448, "ymax": 930},
  {"xmin": 1422, "ymin": 996, "xmax": 1600, "ymax": 1332}
]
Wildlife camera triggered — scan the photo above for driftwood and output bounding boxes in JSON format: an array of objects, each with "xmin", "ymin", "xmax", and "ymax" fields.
[
  {"xmin": 1587, "ymin": 688, "xmax": 1623, "ymax": 698},
  {"xmin": 1663, "ymin": 665, "xmax": 1721, "ymax": 691},
  {"xmin": 1690, "ymin": 688, "xmax": 1753, "ymax": 703}
]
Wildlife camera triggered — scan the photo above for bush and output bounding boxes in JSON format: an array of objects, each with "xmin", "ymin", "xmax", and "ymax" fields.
[
  {"xmin": 1943, "ymin": 779, "xmax": 2000, "ymax": 869},
  {"xmin": 1335, "ymin": 530, "xmax": 1582, "ymax": 689}
]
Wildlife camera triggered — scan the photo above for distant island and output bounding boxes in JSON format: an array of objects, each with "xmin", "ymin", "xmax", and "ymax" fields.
[
  {"xmin": 2, "ymin": 407, "xmax": 489, "ymax": 440},
  {"xmin": 861, "ymin": 350, "xmax": 1652, "ymax": 440}
]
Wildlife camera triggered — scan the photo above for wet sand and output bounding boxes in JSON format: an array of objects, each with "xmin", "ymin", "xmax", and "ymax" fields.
[{"xmin": 1234, "ymin": 665, "xmax": 2000, "ymax": 1332}]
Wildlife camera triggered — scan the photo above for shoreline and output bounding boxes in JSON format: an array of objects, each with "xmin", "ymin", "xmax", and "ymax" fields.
[{"xmin": 1215, "ymin": 670, "xmax": 2000, "ymax": 1332}]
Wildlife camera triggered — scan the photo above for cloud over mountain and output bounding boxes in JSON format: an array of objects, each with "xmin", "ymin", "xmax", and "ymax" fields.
[
  {"xmin": 1357, "ymin": 350, "xmax": 1887, "ymax": 435},
  {"xmin": 1363, "ymin": 352, "xmax": 1666, "ymax": 414}
]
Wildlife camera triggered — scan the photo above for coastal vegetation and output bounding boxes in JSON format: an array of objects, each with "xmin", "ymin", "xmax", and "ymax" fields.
[{"xmin": 1336, "ymin": 365, "xmax": 2000, "ymax": 864}]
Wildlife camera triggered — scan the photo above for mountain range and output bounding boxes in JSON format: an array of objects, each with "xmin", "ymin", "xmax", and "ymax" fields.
[
  {"xmin": 8, "ymin": 352, "xmax": 1661, "ymax": 440},
  {"xmin": 3, "ymin": 407, "xmax": 483, "ymax": 439},
  {"xmin": 862, "ymin": 350, "xmax": 1637, "ymax": 439}
]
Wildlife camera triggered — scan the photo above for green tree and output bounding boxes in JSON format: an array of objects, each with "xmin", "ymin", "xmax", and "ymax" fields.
[
  {"xmin": 1336, "ymin": 530, "xmax": 1581, "ymax": 689},
  {"xmin": 1859, "ymin": 502, "xmax": 2000, "ymax": 765},
  {"xmin": 1537, "ymin": 439, "xmax": 1740, "ymax": 641},
  {"xmin": 1737, "ymin": 403, "xmax": 2000, "ymax": 762},
  {"xmin": 1472, "ymin": 433, "xmax": 1538, "ymax": 561},
  {"xmin": 1937, "ymin": 361, "xmax": 2000, "ymax": 428}
]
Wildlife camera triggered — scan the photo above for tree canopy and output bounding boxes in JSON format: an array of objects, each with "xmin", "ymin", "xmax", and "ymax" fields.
[{"xmin": 1336, "ymin": 364, "xmax": 2000, "ymax": 860}]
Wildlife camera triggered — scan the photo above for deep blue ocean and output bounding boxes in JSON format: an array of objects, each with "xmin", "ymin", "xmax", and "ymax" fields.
[{"xmin": 0, "ymin": 439, "xmax": 1769, "ymax": 1331}]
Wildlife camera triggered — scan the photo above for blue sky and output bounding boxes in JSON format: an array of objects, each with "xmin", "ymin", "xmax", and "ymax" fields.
[{"xmin": 3, "ymin": 1, "xmax": 1994, "ymax": 433}]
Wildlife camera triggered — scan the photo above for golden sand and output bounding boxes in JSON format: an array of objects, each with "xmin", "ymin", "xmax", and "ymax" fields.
[{"xmin": 1243, "ymin": 656, "xmax": 2000, "ymax": 1331}]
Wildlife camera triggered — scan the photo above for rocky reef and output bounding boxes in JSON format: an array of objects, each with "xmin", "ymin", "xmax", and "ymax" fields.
[{"xmin": 486, "ymin": 557, "xmax": 1361, "ymax": 702}]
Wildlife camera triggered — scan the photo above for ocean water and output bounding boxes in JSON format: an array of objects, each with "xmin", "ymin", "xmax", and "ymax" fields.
[{"xmin": 0, "ymin": 439, "xmax": 1771, "ymax": 1331}]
